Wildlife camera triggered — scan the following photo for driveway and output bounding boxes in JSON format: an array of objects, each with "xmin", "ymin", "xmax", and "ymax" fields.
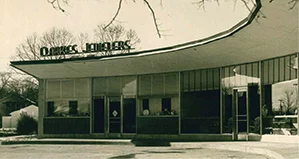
[{"xmin": 0, "ymin": 144, "xmax": 271, "ymax": 159}]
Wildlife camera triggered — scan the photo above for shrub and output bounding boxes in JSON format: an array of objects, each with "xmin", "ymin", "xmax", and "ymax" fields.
[{"xmin": 16, "ymin": 112, "xmax": 38, "ymax": 135}]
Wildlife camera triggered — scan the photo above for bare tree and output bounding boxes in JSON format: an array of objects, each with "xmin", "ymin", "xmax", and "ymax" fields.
[
  {"xmin": 0, "ymin": 72, "xmax": 12, "ymax": 98},
  {"xmin": 40, "ymin": 28, "xmax": 75, "ymax": 48},
  {"xmin": 7, "ymin": 76, "xmax": 38, "ymax": 104},
  {"xmin": 0, "ymin": 70, "xmax": 38, "ymax": 105},
  {"xmin": 77, "ymin": 33, "xmax": 90, "ymax": 51},
  {"xmin": 281, "ymin": 89, "xmax": 298, "ymax": 115},
  {"xmin": 40, "ymin": 28, "xmax": 76, "ymax": 59},
  {"xmin": 93, "ymin": 24, "xmax": 141, "ymax": 55},
  {"xmin": 14, "ymin": 24, "xmax": 140, "ymax": 61},
  {"xmin": 13, "ymin": 27, "xmax": 76, "ymax": 61},
  {"xmin": 15, "ymin": 33, "xmax": 41, "ymax": 61}
]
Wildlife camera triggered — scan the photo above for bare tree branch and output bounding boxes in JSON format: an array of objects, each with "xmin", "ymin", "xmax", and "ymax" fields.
[
  {"xmin": 143, "ymin": 0, "xmax": 161, "ymax": 38},
  {"xmin": 103, "ymin": 0, "xmax": 123, "ymax": 30},
  {"xmin": 160, "ymin": 0, "xmax": 164, "ymax": 8},
  {"xmin": 47, "ymin": 0, "xmax": 68, "ymax": 12},
  {"xmin": 241, "ymin": 0, "xmax": 252, "ymax": 13},
  {"xmin": 289, "ymin": 0, "xmax": 299, "ymax": 9},
  {"xmin": 46, "ymin": 0, "xmax": 298, "ymax": 38},
  {"xmin": 192, "ymin": 0, "xmax": 206, "ymax": 11},
  {"xmin": 192, "ymin": 0, "xmax": 220, "ymax": 11}
]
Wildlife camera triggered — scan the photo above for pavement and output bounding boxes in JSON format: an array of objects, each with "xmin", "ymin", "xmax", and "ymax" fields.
[{"xmin": 0, "ymin": 135, "xmax": 299, "ymax": 159}]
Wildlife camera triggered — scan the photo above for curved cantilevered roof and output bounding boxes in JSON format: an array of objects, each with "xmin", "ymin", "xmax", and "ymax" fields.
[{"xmin": 11, "ymin": 0, "xmax": 298, "ymax": 79}]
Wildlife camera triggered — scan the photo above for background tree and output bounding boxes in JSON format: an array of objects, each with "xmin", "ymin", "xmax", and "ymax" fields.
[
  {"xmin": 13, "ymin": 27, "xmax": 76, "ymax": 61},
  {"xmin": 0, "ymin": 72, "xmax": 12, "ymax": 98},
  {"xmin": 13, "ymin": 25, "xmax": 140, "ymax": 61},
  {"xmin": 0, "ymin": 70, "xmax": 38, "ymax": 105},
  {"xmin": 93, "ymin": 24, "xmax": 141, "ymax": 56},
  {"xmin": 281, "ymin": 89, "xmax": 298, "ymax": 115},
  {"xmin": 40, "ymin": 27, "xmax": 76, "ymax": 59},
  {"xmin": 8, "ymin": 76, "xmax": 38, "ymax": 105},
  {"xmin": 77, "ymin": 33, "xmax": 90, "ymax": 52}
]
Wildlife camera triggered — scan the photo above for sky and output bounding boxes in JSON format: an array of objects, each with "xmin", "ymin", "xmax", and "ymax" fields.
[{"xmin": 0, "ymin": 0, "xmax": 253, "ymax": 72}]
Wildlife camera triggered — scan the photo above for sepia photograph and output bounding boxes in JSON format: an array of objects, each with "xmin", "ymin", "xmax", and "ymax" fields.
[{"xmin": 0, "ymin": 0, "xmax": 298, "ymax": 158}]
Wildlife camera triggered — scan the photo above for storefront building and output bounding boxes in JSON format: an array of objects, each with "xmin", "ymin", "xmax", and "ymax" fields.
[{"xmin": 10, "ymin": 1, "xmax": 299, "ymax": 140}]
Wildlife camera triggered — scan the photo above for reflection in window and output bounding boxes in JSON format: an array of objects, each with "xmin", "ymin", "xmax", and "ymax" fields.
[
  {"xmin": 162, "ymin": 98, "xmax": 171, "ymax": 115},
  {"xmin": 69, "ymin": 101, "xmax": 78, "ymax": 115},
  {"xmin": 140, "ymin": 97, "xmax": 178, "ymax": 116},
  {"xmin": 262, "ymin": 54, "xmax": 297, "ymax": 135},
  {"xmin": 122, "ymin": 76, "xmax": 137, "ymax": 95},
  {"xmin": 47, "ymin": 101, "xmax": 54, "ymax": 116},
  {"xmin": 221, "ymin": 62, "xmax": 260, "ymax": 134},
  {"xmin": 46, "ymin": 78, "xmax": 91, "ymax": 117},
  {"xmin": 142, "ymin": 99, "xmax": 149, "ymax": 110},
  {"xmin": 181, "ymin": 90, "xmax": 220, "ymax": 134},
  {"xmin": 47, "ymin": 99, "xmax": 90, "ymax": 117}
]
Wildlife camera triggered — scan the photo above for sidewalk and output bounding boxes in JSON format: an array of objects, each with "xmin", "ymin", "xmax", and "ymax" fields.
[
  {"xmin": 1, "ymin": 135, "xmax": 298, "ymax": 159},
  {"xmin": 171, "ymin": 141, "xmax": 299, "ymax": 159}
]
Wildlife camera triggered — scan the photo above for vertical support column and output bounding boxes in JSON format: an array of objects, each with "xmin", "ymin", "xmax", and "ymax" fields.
[
  {"xmin": 178, "ymin": 72, "xmax": 181, "ymax": 135},
  {"xmin": 135, "ymin": 75, "xmax": 141, "ymax": 135},
  {"xmin": 220, "ymin": 68, "xmax": 223, "ymax": 134},
  {"xmin": 259, "ymin": 61, "xmax": 263, "ymax": 135},
  {"xmin": 90, "ymin": 78, "xmax": 93, "ymax": 134},
  {"xmin": 121, "ymin": 95, "xmax": 123, "ymax": 134},
  {"xmin": 246, "ymin": 88, "xmax": 249, "ymax": 141},
  {"xmin": 37, "ymin": 79, "xmax": 45, "ymax": 138},
  {"xmin": 104, "ymin": 96, "xmax": 108, "ymax": 136},
  {"xmin": 232, "ymin": 89, "xmax": 237, "ymax": 140},
  {"xmin": 297, "ymin": 53, "xmax": 299, "ymax": 135},
  {"xmin": 235, "ymin": 91, "xmax": 239, "ymax": 137}
]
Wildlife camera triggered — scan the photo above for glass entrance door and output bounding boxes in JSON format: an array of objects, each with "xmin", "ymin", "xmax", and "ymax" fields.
[
  {"xmin": 123, "ymin": 98, "xmax": 136, "ymax": 133},
  {"xmin": 93, "ymin": 97, "xmax": 105, "ymax": 133},
  {"xmin": 232, "ymin": 88, "xmax": 249, "ymax": 140},
  {"xmin": 108, "ymin": 97, "xmax": 121, "ymax": 133}
]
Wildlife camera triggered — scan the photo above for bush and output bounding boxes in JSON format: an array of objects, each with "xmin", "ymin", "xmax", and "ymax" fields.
[{"xmin": 16, "ymin": 113, "xmax": 38, "ymax": 135}]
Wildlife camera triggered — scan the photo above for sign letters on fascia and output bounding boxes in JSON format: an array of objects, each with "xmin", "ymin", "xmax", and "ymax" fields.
[{"xmin": 40, "ymin": 40, "xmax": 132, "ymax": 56}]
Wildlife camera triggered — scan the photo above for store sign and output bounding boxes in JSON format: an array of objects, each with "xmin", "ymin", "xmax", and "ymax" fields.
[{"xmin": 40, "ymin": 40, "xmax": 131, "ymax": 56}]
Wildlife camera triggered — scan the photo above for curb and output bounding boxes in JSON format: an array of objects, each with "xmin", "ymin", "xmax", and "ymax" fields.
[
  {"xmin": 0, "ymin": 138, "xmax": 133, "ymax": 145},
  {"xmin": 171, "ymin": 142, "xmax": 284, "ymax": 159}
]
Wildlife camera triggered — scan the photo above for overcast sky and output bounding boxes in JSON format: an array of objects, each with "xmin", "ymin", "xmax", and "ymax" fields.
[{"xmin": 0, "ymin": 0, "xmax": 252, "ymax": 72}]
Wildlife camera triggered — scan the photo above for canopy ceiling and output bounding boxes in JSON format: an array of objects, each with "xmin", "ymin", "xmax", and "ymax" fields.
[{"xmin": 11, "ymin": 0, "xmax": 298, "ymax": 79}]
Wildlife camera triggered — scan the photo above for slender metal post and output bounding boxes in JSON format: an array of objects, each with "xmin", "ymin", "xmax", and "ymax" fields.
[
  {"xmin": 220, "ymin": 68, "xmax": 223, "ymax": 134},
  {"xmin": 297, "ymin": 53, "xmax": 299, "ymax": 135},
  {"xmin": 246, "ymin": 88, "xmax": 249, "ymax": 141},
  {"xmin": 178, "ymin": 71, "xmax": 181, "ymax": 135},
  {"xmin": 121, "ymin": 95, "xmax": 123, "ymax": 134},
  {"xmin": 90, "ymin": 78, "xmax": 93, "ymax": 134},
  {"xmin": 259, "ymin": 61, "xmax": 263, "ymax": 135},
  {"xmin": 232, "ymin": 89, "xmax": 237, "ymax": 140}
]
